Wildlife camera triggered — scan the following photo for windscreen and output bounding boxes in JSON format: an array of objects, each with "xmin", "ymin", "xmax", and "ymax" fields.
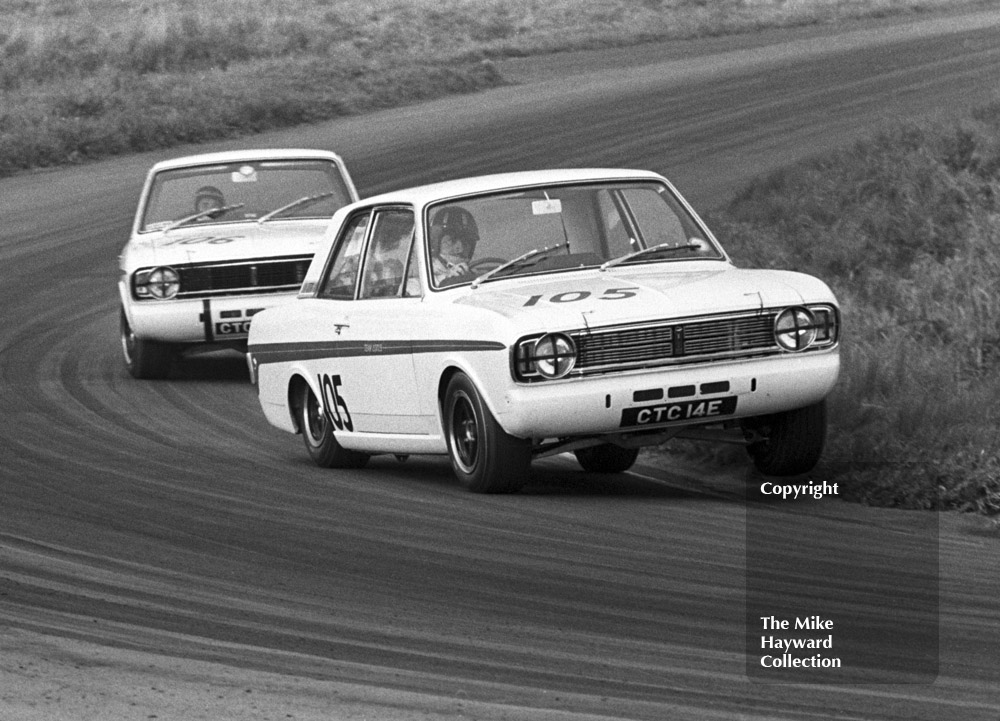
[
  {"xmin": 140, "ymin": 159, "xmax": 353, "ymax": 232},
  {"xmin": 425, "ymin": 181, "xmax": 722, "ymax": 288}
]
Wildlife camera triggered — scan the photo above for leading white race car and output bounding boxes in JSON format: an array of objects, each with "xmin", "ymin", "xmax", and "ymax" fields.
[
  {"xmin": 247, "ymin": 169, "xmax": 840, "ymax": 492},
  {"xmin": 119, "ymin": 149, "xmax": 358, "ymax": 378}
]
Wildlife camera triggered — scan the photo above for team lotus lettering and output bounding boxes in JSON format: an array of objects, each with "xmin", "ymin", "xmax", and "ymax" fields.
[
  {"xmin": 522, "ymin": 287, "xmax": 639, "ymax": 306},
  {"xmin": 621, "ymin": 396, "xmax": 738, "ymax": 427},
  {"xmin": 319, "ymin": 373, "xmax": 353, "ymax": 432}
]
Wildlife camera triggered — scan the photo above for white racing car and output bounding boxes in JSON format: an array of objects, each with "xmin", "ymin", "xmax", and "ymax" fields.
[
  {"xmin": 247, "ymin": 169, "xmax": 840, "ymax": 492},
  {"xmin": 118, "ymin": 149, "xmax": 358, "ymax": 379}
]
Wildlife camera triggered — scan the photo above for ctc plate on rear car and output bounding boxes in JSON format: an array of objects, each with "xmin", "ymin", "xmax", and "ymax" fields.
[
  {"xmin": 247, "ymin": 168, "xmax": 840, "ymax": 492},
  {"xmin": 118, "ymin": 148, "xmax": 358, "ymax": 379}
]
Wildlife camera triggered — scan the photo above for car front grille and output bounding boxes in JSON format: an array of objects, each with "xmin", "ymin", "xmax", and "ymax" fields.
[
  {"xmin": 570, "ymin": 311, "xmax": 779, "ymax": 374},
  {"xmin": 175, "ymin": 255, "xmax": 312, "ymax": 298}
]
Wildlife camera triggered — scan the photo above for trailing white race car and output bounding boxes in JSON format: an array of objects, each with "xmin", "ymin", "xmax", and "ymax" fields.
[
  {"xmin": 119, "ymin": 149, "xmax": 358, "ymax": 379},
  {"xmin": 247, "ymin": 169, "xmax": 840, "ymax": 492}
]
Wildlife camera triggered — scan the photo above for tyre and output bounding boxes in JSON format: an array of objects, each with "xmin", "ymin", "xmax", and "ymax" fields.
[
  {"xmin": 298, "ymin": 381, "xmax": 369, "ymax": 469},
  {"xmin": 744, "ymin": 400, "xmax": 827, "ymax": 476},
  {"xmin": 574, "ymin": 444, "xmax": 640, "ymax": 473},
  {"xmin": 120, "ymin": 307, "xmax": 173, "ymax": 380},
  {"xmin": 444, "ymin": 373, "xmax": 531, "ymax": 493}
]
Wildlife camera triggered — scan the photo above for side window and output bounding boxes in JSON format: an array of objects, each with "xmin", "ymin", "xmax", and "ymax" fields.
[
  {"xmin": 318, "ymin": 212, "xmax": 370, "ymax": 299},
  {"xmin": 359, "ymin": 209, "xmax": 414, "ymax": 299},
  {"xmin": 622, "ymin": 188, "xmax": 686, "ymax": 247},
  {"xmin": 597, "ymin": 189, "xmax": 636, "ymax": 258}
]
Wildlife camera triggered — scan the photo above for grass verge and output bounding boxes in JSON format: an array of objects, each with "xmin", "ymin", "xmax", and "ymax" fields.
[
  {"xmin": 0, "ymin": 0, "xmax": 989, "ymax": 176},
  {"xmin": 688, "ymin": 104, "xmax": 1000, "ymax": 514}
]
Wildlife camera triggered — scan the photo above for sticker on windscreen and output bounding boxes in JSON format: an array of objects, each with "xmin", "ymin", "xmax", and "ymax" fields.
[
  {"xmin": 232, "ymin": 165, "xmax": 258, "ymax": 183},
  {"xmin": 532, "ymin": 199, "xmax": 562, "ymax": 215}
]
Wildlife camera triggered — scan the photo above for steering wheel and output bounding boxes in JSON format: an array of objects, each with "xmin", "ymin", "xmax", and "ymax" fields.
[{"xmin": 468, "ymin": 257, "xmax": 507, "ymax": 273}]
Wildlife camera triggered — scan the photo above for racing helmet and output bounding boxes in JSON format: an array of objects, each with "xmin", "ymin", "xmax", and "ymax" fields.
[
  {"xmin": 194, "ymin": 185, "xmax": 225, "ymax": 210},
  {"xmin": 430, "ymin": 206, "xmax": 479, "ymax": 256}
]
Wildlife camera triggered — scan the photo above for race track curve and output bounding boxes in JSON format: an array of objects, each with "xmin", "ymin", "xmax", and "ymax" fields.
[{"xmin": 2, "ymin": 8, "xmax": 1000, "ymax": 720}]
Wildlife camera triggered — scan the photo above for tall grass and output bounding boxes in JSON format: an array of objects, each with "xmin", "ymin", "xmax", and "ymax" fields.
[
  {"xmin": 0, "ymin": 0, "xmax": 986, "ymax": 175},
  {"xmin": 707, "ymin": 103, "xmax": 1000, "ymax": 513}
]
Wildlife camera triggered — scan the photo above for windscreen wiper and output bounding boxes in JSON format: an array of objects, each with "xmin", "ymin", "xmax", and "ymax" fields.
[
  {"xmin": 471, "ymin": 242, "xmax": 569, "ymax": 289},
  {"xmin": 162, "ymin": 203, "xmax": 246, "ymax": 232},
  {"xmin": 599, "ymin": 241, "xmax": 702, "ymax": 271},
  {"xmin": 257, "ymin": 192, "xmax": 336, "ymax": 224}
]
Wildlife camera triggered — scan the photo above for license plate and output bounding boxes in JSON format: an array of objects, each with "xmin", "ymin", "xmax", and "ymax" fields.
[{"xmin": 620, "ymin": 396, "xmax": 738, "ymax": 427}]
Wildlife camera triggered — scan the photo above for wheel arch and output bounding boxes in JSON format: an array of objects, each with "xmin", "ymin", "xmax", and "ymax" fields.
[
  {"xmin": 287, "ymin": 372, "xmax": 315, "ymax": 435},
  {"xmin": 435, "ymin": 361, "xmax": 513, "ymax": 437},
  {"xmin": 436, "ymin": 365, "xmax": 464, "ymax": 432},
  {"xmin": 118, "ymin": 283, "xmax": 136, "ymax": 328}
]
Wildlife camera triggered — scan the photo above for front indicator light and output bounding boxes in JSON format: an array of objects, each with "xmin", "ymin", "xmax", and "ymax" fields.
[
  {"xmin": 774, "ymin": 306, "xmax": 818, "ymax": 352},
  {"xmin": 809, "ymin": 306, "xmax": 838, "ymax": 346}
]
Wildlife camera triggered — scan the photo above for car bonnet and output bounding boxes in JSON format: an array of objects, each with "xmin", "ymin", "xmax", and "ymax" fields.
[
  {"xmin": 450, "ymin": 265, "xmax": 826, "ymax": 333},
  {"xmin": 126, "ymin": 221, "xmax": 330, "ymax": 267}
]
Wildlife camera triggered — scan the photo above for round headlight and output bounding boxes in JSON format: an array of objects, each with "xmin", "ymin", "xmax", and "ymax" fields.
[
  {"xmin": 774, "ymin": 306, "xmax": 817, "ymax": 352},
  {"xmin": 533, "ymin": 333, "xmax": 576, "ymax": 379},
  {"xmin": 147, "ymin": 266, "xmax": 180, "ymax": 299}
]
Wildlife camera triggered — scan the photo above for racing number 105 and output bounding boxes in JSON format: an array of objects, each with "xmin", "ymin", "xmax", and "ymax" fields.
[
  {"xmin": 319, "ymin": 373, "xmax": 353, "ymax": 432},
  {"xmin": 523, "ymin": 287, "xmax": 638, "ymax": 306}
]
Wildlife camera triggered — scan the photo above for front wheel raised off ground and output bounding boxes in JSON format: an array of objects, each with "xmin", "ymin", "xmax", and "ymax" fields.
[
  {"xmin": 444, "ymin": 372, "xmax": 531, "ymax": 493},
  {"xmin": 743, "ymin": 400, "xmax": 827, "ymax": 476}
]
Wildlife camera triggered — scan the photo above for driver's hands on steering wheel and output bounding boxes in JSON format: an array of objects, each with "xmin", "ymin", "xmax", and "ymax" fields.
[{"xmin": 441, "ymin": 260, "xmax": 469, "ymax": 277}]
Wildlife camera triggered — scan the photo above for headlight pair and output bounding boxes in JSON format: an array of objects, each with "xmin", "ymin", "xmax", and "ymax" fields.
[
  {"xmin": 514, "ymin": 332, "xmax": 577, "ymax": 381},
  {"xmin": 133, "ymin": 266, "xmax": 180, "ymax": 299},
  {"xmin": 774, "ymin": 305, "xmax": 838, "ymax": 352}
]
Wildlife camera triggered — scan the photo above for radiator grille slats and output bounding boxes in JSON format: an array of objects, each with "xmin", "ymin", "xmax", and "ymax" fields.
[
  {"xmin": 175, "ymin": 255, "xmax": 312, "ymax": 298},
  {"xmin": 572, "ymin": 312, "xmax": 777, "ymax": 373},
  {"xmin": 683, "ymin": 316, "xmax": 775, "ymax": 355},
  {"xmin": 578, "ymin": 325, "xmax": 673, "ymax": 366}
]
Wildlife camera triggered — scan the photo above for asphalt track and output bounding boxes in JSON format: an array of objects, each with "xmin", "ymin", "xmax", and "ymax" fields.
[{"xmin": 2, "ymin": 8, "xmax": 1000, "ymax": 720}]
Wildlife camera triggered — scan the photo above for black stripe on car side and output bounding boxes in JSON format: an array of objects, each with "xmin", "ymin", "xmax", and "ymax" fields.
[
  {"xmin": 409, "ymin": 340, "xmax": 506, "ymax": 354},
  {"xmin": 249, "ymin": 339, "xmax": 506, "ymax": 366}
]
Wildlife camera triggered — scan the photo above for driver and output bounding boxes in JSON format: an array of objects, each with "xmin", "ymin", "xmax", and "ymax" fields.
[
  {"xmin": 193, "ymin": 185, "xmax": 225, "ymax": 219},
  {"xmin": 430, "ymin": 206, "xmax": 478, "ymax": 282}
]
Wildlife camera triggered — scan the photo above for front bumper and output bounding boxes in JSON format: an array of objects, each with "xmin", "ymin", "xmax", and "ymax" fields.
[
  {"xmin": 124, "ymin": 292, "xmax": 298, "ymax": 345},
  {"xmin": 494, "ymin": 350, "xmax": 839, "ymax": 439}
]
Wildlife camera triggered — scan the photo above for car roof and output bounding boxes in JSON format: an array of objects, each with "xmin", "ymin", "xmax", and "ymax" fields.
[
  {"xmin": 360, "ymin": 168, "xmax": 668, "ymax": 207},
  {"xmin": 148, "ymin": 148, "xmax": 346, "ymax": 172}
]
